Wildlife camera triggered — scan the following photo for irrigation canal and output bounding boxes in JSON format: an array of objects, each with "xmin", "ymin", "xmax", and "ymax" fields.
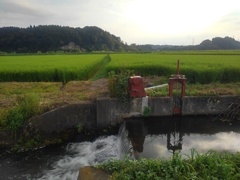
[{"xmin": 1, "ymin": 115, "xmax": 240, "ymax": 179}]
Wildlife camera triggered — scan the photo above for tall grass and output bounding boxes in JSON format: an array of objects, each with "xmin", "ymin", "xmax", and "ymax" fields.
[
  {"xmin": 98, "ymin": 150, "xmax": 240, "ymax": 179},
  {"xmin": 106, "ymin": 53, "xmax": 240, "ymax": 83},
  {"xmin": 3, "ymin": 94, "xmax": 41, "ymax": 135},
  {"xmin": 0, "ymin": 54, "xmax": 106, "ymax": 83}
]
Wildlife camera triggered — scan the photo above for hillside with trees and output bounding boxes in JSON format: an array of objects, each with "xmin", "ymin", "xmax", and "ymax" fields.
[
  {"xmin": 0, "ymin": 25, "xmax": 127, "ymax": 53},
  {"xmin": 198, "ymin": 37, "xmax": 240, "ymax": 50},
  {"xmin": 0, "ymin": 25, "xmax": 239, "ymax": 53}
]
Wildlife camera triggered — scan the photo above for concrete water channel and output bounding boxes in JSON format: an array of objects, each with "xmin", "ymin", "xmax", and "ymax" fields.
[{"xmin": 0, "ymin": 95, "xmax": 239, "ymax": 179}]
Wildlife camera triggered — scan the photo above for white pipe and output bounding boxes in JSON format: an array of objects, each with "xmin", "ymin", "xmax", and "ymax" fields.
[{"xmin": 144, "ymin": 83, "xmax": 168, "ymax": 90}]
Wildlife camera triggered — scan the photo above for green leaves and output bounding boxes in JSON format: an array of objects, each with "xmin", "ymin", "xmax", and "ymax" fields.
[{"xmin": 108, "ymin": 70, "xmax": 134, "ymax": 103}]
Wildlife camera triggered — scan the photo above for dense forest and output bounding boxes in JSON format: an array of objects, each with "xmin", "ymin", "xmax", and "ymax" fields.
[
  {"xmin": 0, "ymin": 25, "xmax": 128, "ymax": 53},
  {"xmin": 0, "ymin": 25, "xmax": 240, "ymax": 53}
]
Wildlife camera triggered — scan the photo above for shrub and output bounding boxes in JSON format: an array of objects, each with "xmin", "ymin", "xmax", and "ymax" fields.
[{"xmin": 108, "ymin": 70, "xmax": 134, "ymax": 103}]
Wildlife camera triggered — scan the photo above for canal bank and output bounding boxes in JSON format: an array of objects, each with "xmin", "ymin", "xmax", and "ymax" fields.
[
  {"xmin": 1, "ymin": 95, "xmax": 238, "ymax": 151},
  {"xmin": 30, "ymin": 95, "xmax": 239, "ymax": 134}
]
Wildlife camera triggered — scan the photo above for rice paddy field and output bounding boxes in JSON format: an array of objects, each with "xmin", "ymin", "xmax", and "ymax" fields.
[
  {"xmin": 106, "ymin": 52, "xmax": 240, "ymax": 84},
  {"xmin": 0, "ymin": 54, "xmax": 107, "ymax": 83},
  {"xmin": 0, "ymin": 51, "xmax": 240, "ymax": 84}
]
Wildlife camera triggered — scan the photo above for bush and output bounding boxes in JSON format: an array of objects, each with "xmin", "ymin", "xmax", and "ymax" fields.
[{"xmin": 108, "ymin": 70, "xmax": 134, "ymax": 103}]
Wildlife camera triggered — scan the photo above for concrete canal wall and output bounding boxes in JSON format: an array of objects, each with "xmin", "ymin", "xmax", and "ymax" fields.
[{"xmin": 31, "ymin": 96, "xmax": 239, "ymax": 134}]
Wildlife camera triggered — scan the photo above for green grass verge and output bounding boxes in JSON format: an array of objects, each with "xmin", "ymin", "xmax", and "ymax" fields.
[
  {"xmin": 90, "ymin": 54, "xmax": 111, "ymax": 80},
  {"xmin": 98, "ymin": 150, "xmax": 240, "ymax": 180},
  {"xmin": 146, "ymin": 82, "xmax": 240, "ymax": 97}
]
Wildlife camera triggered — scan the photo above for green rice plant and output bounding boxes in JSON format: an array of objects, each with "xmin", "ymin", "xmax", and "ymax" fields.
[
  {"xmin": 0, "ymin": 54, "xmax": 106, "ymax": 82},
  {"xmin": 155, "ymin": 50, "xmax": 240, "ymax": 55},
  {"xmin": 1, "ymin": 52, "xmax": 240, "ymax": 84},
  {"xmin": 105, "ymin": 52, "xmax": 240, "ymax": 84}
]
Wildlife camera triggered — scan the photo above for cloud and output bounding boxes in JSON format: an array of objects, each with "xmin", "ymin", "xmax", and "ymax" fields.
[
  {"xmin": 219, "ymin": 11, "xmax": 240, "ymax": 28},
  {"xmin": 0, "ymin": 0, "xmax": 54, "ymax": 27},
  {"xmin": 0, "ymin": 0, "xmax": 239, "ymax": 44},
  {"xmin": 201, "ymin": 11, "xmax": 240, "ymax": 41}
]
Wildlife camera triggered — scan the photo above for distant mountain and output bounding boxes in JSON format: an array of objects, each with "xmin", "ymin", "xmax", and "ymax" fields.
[
  {"xmin": 0, "ymin": 25, "xmax": 127, "ymax": 53},
  {"xmin": 136, "ymin": 36, "xmax": 240, "ymax": 51},
  {"xmin": 198, "ymin": 36, "xmax": 240, "ymax": 50}
]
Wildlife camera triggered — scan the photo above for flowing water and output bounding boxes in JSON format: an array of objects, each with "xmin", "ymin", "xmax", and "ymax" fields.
[
  {"xmin": 1, "ymin": 116, "xmax": 240, "ymax": 179},
  {"xmin": 0, "ymin": 135, "xmax": 121, "ymax": 180}
]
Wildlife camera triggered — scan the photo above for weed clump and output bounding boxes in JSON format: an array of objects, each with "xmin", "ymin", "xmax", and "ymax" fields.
[{"xmin": 3, "ymin": 94, "xmax": 41, "ymax": 135}]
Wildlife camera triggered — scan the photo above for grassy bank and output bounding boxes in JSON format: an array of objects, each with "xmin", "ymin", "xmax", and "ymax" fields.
[
  {"xmin": 1, "ymin": 80, "xmax": 239, "ymax": 115},
  {"xmin": 98, "ymin": 150, "xmax": 240, "ymax": 179},
  {"xmin": 146, "ymin": 81, "xmax": 240, "ymax": 97}
]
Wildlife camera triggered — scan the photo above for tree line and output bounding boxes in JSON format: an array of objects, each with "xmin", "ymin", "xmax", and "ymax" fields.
[
  {"xmin": 0, "ymin": 25, "xmax": 239, "ymax": 53},
  {"xmin": 0, "ymin": 25, "xmax": 128, "ymax": 53}
]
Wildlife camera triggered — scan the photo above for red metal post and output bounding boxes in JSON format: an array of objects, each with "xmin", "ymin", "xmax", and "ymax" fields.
[
  {"xmin": 168, "ymin": 60, "xmax": 187, "ymax": 115},
  {"xmin": 176, "ymin": 59, "xmax": 180, "ymax": 76},
  {"xmin": 168, "ymin": 60, "xmax": 186, "ymax": 97},
  {"xmin": 129, "ymin": 76, "xmax": 146, "ymax": 98}
]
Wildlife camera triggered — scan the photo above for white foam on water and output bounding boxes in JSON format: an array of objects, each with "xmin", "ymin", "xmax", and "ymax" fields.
[{"xmin": 35, "ymin": 135, "xmax": 120, "ymax": 180}]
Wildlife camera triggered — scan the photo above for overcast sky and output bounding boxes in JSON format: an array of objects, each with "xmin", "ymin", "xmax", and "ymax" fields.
[{"xmin": 1, "ymin": 0, "xmax": 240, "ymax": 45}]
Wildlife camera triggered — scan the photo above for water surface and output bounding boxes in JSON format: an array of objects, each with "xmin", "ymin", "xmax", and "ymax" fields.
[
  {"xmin": 125, "ymin": 116, "xmax": 240, "ymax": 159},
  {"xmin": 0, "ymin": 116, "xmax": 239, "ymax": 179}
]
